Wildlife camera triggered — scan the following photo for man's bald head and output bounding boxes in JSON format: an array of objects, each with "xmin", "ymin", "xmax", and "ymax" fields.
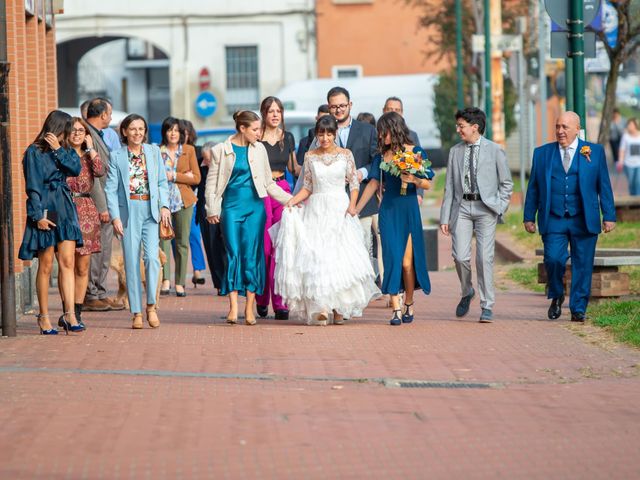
[{"xmin": 555, "ymin": 111, "xmax": 581, "ymax": 147}]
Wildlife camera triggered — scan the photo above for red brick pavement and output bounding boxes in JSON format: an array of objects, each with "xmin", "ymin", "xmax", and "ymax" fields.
[{"xmin": 1, "ymin": 236, "xmax": 639, "ymax": 479}]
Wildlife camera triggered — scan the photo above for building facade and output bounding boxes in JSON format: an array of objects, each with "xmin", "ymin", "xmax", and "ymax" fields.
[
  {"xmin": 2, "ymin": 0, "xmax": 62, "ymax": 312},
  {"xmin": 55, "ymin": 0, "xmax": 316, "ymax": 129},
  {"xmin": 316, "ymin": 0, "xmax": 449, "ymax": 78}
]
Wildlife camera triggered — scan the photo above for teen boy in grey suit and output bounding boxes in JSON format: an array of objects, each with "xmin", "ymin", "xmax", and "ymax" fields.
[{"xmin": 440, "ymin": 108, "xmax": 513, "ymax": 322}]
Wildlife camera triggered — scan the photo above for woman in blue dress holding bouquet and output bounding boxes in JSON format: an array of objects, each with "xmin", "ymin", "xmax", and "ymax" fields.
[{"xmin": 356, "ymin": 112, "xmax": 434, "ymax": 325}]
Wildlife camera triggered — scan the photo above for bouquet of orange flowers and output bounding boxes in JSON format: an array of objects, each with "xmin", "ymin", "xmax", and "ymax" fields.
[{"xmin": 380, "ymin": 149, "xmax": 431, "ymax": 195}]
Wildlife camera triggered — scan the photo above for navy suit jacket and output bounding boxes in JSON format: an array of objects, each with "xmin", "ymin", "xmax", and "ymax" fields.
[{"xmin": 523, "ymin": 140, "xmax": 616, "ymax": 235}]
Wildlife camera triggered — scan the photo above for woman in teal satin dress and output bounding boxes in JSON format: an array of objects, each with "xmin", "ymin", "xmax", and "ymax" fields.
[{"xmin": 205, "ymin": 111, "xmax": 292, "ymax": 325}]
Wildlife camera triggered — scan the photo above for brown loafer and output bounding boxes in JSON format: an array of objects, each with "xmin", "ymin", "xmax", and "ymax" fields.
[
  {"xmin": 146, "ymin": 305, "xmax": 160, "ymax": 328},
  {"xmin": 132, "ymin": 314, "xmax": 143, "ymax": 329},
  {"xmin": 105, "ymin": 297, "xmax": 125, "ymax": 311}
]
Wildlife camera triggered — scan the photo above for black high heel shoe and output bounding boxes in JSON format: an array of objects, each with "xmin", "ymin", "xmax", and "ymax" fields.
[
  {"xmin": 191, "ymin": 276, "xmax": 206, "ymax": 287},
  {"xmin": 175, "ymin": 286, "xmax": 187, "ymax": 298},
  {"xmin": 402, "ymin": 302, "xmax": 414, "ymax": 323},
  {"xmin": 37, "ymin": 314, "xmax": 58, "ymax": 335},
  {"xmin": 74, "ymin": 303, "xmax": 85, "ymax": 329},
  {"xmin": 58, "ymin": 312, "xmax": 86, "ymax": 335},
  {"xmin": 390, "ymin": 309, "xmax": 402, "ymax": 326}
]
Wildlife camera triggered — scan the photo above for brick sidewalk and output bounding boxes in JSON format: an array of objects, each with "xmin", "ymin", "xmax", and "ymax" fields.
[{"xmin": 1, "ymin": 235, "xmax": 639, "ymax": 479}]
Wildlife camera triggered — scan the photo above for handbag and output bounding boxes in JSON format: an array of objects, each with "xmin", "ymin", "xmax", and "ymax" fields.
[{"xmin": 159, "ymin": 221, "xmax": 175, "ymax": 240}]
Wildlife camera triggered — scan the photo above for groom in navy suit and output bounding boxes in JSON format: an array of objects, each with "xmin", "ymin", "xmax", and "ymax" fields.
[{"xmin": 523, "ymin": 112, "xmax": 616, "ymax": 322}]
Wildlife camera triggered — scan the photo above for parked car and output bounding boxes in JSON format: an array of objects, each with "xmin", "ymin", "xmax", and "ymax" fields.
[{"xmin": 195, "ymin": 127, "xmax": 236, "ymax": 146}]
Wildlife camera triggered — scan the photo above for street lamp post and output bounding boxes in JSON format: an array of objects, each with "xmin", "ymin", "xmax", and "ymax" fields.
[
  {"xmin": 456, "ymin": 0, "xmax": 464, "ymax": 110},
  {"xmin": 569, "ymin": 0, "xmax": 586, "ymax": 134}
]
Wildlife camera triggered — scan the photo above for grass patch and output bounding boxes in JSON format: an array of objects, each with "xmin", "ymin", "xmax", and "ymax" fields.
[
  {"xmin": 506, "ymin": 266, "xmax": 545, "ymax": 293},
  {"xmin": 622, "ymin": 266, "xmax": 640, "ymax": 294},
  {"xmin": 597, "ymin": 222, "xmax": 640, "ymax": 249},
  {"xmin": 589, "ymin": 300, "xmax": 640, "ymax": 348}
]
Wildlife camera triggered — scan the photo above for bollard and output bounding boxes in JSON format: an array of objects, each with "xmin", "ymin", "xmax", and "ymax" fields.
[{"xmin": 423, "ymin": 226, "xmax": 439, "ymax": 271}]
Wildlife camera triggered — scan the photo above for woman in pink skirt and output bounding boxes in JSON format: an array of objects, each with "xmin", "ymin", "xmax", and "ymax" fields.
[{"xmin": 256, "ymin": 96, "xmax": 300, "ymax": 320}]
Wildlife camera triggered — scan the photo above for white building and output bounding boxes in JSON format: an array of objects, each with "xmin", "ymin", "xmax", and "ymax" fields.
[{"xmin": 55, "ymin": 0, "xmax": 316, "ymax": 131}]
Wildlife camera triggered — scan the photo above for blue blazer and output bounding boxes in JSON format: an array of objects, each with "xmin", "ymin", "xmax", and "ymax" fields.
[
  {"xmin": 105, "ymin": 143, "xmax": 170, "ymax": 228},
  {"xmin": 523, "ymin": 140, "xmax": 616, "ymax": 235}
]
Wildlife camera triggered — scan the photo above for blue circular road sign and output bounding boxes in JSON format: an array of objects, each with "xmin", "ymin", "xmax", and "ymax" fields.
[{"xmin": 195, "ymin": 91, "xmax": 217, "ymax": 118}]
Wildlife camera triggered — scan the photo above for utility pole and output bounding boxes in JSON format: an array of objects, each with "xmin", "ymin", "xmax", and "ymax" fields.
[
  {"xmin": 490, "ymin": 0, "xmax": 505, "ymax": 147},
  {"xmin": 0, "ymin": 0, "xmax": 17, "ymax": 337},
  {"xmin": 455, "ymin": 0, "xmax": 464, "ymax": 110},
  {"xmin": 484, "ymin": 0, "xmax": 492, "ymax": 139},
  {"xmin": 569, "ymin": 0, "xmax": 586, "ymax": 134}
]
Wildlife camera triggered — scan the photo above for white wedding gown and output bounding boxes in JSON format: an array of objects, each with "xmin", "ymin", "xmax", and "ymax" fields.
[{"xmin": 271, "ymin": 150, "xmax": 381, "ymax": 324}]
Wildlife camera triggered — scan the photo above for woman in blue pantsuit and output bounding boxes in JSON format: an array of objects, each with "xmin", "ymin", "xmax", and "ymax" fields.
[{"xmin": 105, "ymin": 114, "xmax": 170, "ymax": 329}]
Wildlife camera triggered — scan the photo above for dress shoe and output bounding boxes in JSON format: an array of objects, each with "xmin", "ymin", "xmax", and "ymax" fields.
[
  {"xmin": 146, "ymin": 305, "xmax": 160, "ymax": 328},
  {"xmin": 571, "ymin": 312, "xmax": 586, "ymax": 322},
  {"xmin": 390, "ymin": 309, "xmax": 402, "ymax": 326},
  {"xmin": 175, "ymin": 287, "xmax": 187, "ymax": 298},
  {"xmin": 104, "ymin": 297, "xmax": 125, "ymax": 311},
  {"xmin": 402, "ymin": 302, "xmax": 414, "ymax": 323},
  {"xmin": 455, "ymin": 288, "xmax": 475, "ymax": 317},
  {"xmin": 191, "ymin": 275, "xmax": 206, "ymax": 287},
  {"xmin": 274, "ymin": 309, "xmax": 289, "ymax": 320},
  {"xmin": 82, "ymin": 298, "xmax": 110, "ymax": 311},
  {"xmin": 36, "ymin": 314, "xmax": 58, "ymax": 335},
  {"xmin": 548, "ymin": 295, "xmax": 564, "ymax": 320},
  {"xmin": 132, "ymin": 314, "xmax": 144, "ymax": 329},
  {"xmin": 479, "ymin": 308, "xmax": 493, "ymax": 323},
  {"xmin": 256, "ymin": 305, "xmax": 269, "ymax": 318},
  {"xmin": 58, "ymin": 313, "xmax": 85, "ymax": 334}
]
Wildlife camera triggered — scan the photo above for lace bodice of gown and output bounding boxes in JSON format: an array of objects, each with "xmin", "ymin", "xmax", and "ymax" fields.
[{"xmin": 303, "ymin": 150, "xmax": 359, "ymax": 194}]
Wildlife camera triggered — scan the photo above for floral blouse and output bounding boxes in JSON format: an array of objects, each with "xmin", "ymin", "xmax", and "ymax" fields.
[
  {"xmin": 160, "ymin": 144, "xmax": 184, "ymax": 213},
  {"xmin": 128, "ymin": 148, "xmax": 150, "ymax": 195}
]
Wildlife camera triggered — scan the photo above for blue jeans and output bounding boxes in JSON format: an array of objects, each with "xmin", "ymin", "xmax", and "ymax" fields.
[{"xmin": 624, "ymin": 165, "xmax": 640, "ymax": 196}]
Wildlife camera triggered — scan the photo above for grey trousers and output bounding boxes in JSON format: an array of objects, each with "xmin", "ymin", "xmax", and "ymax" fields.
[
  {"xmin": 86, "ymin": 220, "xmax": 114, "ymax": 300},
  {"xmin": 451, "ymin": 200, "xmax": 498, "ymax": 310}
]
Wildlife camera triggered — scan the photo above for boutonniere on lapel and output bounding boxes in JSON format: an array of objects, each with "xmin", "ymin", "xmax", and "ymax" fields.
[{"xmin": 580, "ymin": 145, "xmax": 591, "ymax": 163}]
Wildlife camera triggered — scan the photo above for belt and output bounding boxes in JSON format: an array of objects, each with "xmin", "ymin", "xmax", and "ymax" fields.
[
  {"xmin": 272, "ymin": 174, "xmax": 286, "ymax": 182},
  {"xmin": 72, "ymin": 192, "xmax": 91, "ymax": 198},
  {"xmin": 463, "ymin": 193, "xmax": 481, "ymax": 201},
  {"xmin": 130, "ymin": 194, "xmax": 150, "ymax": 200}
]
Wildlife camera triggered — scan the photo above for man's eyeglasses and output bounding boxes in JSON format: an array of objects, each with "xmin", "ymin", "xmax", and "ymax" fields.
[
  {"xmin": 329, "ymin": 104, "xmax": 349, "ymax": 112},
  {"xmin": 71, "ymin": 128, "xmax": 86, "ymax": 134},
  {"xmin": 455, "ymin": 123, "xmax": 470, "ymax": 130}
]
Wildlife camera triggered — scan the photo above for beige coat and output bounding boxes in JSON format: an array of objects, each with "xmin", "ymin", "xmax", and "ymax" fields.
[{"xmin": 205, "ymin": 137, "xmax": 292, "ymax": 217}]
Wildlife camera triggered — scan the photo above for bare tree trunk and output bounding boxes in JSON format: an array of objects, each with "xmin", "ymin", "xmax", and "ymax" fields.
[{"xmin": 597, "ymin": 57, "xmax": 622, "ymax": 146}]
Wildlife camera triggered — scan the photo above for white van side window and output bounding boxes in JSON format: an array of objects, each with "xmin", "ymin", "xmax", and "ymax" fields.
[{"xmin": 332, "ymin": 65, "xmax": 363, "ymax": 79}]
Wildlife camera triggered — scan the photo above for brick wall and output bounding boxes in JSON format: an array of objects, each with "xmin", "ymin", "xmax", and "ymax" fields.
[{"xmin": 6, "ymin": 0, "xmax": 59, "ymax": 275}]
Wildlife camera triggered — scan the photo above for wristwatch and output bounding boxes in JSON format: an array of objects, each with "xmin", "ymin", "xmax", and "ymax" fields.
[{"xmin": 85, "ymin": 147, "xmax": 94, "ymax": 153}]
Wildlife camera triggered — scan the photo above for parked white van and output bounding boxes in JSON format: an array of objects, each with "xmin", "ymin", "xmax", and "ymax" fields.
[{"xmin": 275, "ymin": 74, "xmax": 440, "ymax": 150}]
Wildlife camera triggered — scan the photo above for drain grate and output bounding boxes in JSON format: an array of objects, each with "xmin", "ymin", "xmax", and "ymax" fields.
[{"xmin": 384, "ymin": 379, "xmax": 498, "ymax": 389}]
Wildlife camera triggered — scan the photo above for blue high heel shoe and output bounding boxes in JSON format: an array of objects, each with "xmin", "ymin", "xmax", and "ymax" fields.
[
  {"xmin": 58, "ymin": 312, "xmax": 86, "ymax": 335},
  {"xmin": 37, "ymin": 314, "xmax": 58, "ymax": 335},
  {"xmin": 390, "ymin": 309, "xmax": 402, "ymax": 326},
  {"xmin": 402, "ymin": 302, "xmax": 414, "ymax": 323}
]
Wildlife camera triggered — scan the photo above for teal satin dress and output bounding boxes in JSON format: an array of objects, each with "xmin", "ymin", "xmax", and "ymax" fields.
[{"xmin": 220, "ymin": 144, "xmax": 266, "ymax": 295}]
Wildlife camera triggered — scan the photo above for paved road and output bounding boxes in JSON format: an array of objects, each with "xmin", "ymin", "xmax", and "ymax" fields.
[{"xmin": 1, "ymin": 227, "xmax": 639, "ymax": 479}]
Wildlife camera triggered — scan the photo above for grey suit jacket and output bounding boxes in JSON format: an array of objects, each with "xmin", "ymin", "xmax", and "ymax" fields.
[
  {"xmin": 440, "ymin": 137, "xmax": 513, "ymax": 230},
  {"xmin": 87, "ymin": 123, "xmax": 111, "ymax": 213}
]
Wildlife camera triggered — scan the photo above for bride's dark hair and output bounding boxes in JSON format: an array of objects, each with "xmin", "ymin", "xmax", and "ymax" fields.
[
  {"xmin": 315, "ymin": 115, "xmax": 338, "ymax": 136},
  {"xmin": 377, "ymin": 112, "xmax": 412, "ymax": 153}
]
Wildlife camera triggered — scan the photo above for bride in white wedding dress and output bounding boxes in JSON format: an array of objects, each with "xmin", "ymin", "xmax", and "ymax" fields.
[{"xmin": 271, "ymin": 115, "xmax": 380, "ymax": 325}]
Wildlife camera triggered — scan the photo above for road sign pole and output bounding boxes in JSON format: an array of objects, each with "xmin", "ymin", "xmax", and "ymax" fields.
[
  {"xmin": 569, "ymin": 0, "xmax": 586, "ymax": 135},
  {"xmin": 484, "ymin": 0, "xmax": 492, "ymax": 139},
  {"xmin": 566, "ymin": 56, "xmax": 574, "ymax": 112}
]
